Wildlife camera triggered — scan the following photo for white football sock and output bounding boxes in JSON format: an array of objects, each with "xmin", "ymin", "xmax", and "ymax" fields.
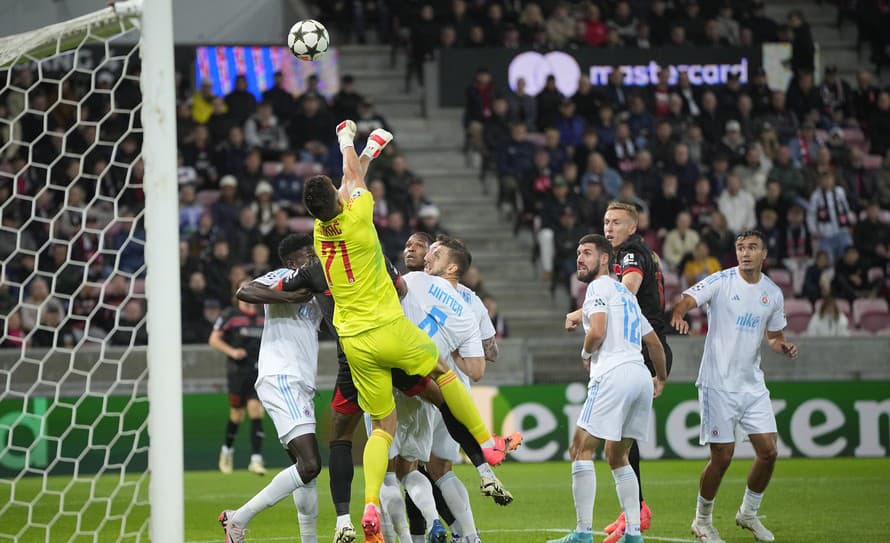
[
  {"xmin": 293, "ymin": 480, "xmax": 318, "ymax": 543},
  {"xmin": 381, "ymin": 510, "xmax": 396, "ymax": 543},
  {"xmin": 571, "ymin": 460, "xmax": 595, "ymax": 533},
  {"xmin": 436, "ymin": 472, "xmax": 475, "ymax": 536},
  {"xmin": 475, "ymin": 462, "xmax": 495, "ymax": 479},
  {"xmin": 221, "ymin": 445, "xmax": 233, "ymax": 455},
  {"xmin": 411, "ymin": 536, "xmax": 425, "ymax": 543},
  {"xmin": 231, "ymin": 464, "xmax": 303, "ymax": 526},
  {"xmin": 741, "ymin": 487, "xmax": 764, "ymax": 515},
  {"xmin": 381, "ymin": 472, "xmax": 411, "ymax": 542},
  {"xmin": 612, "ymin": 465, "xmax": 641, "ymax": 536},
  {"xmin": 402, "ymin": 470, "xmax": 438, "ymax": 532},
  {"xmin": 696, "ymin": 494, "xmax": 715, "ymax": 522},
  {"xmin": 250, "ymin": 453, "xmax": 263, "ymax": 463}
]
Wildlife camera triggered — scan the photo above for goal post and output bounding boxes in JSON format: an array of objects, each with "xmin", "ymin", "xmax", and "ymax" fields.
[{"xmin": 0, "ymin": 0, "xmax": 183, "ymax": 540}]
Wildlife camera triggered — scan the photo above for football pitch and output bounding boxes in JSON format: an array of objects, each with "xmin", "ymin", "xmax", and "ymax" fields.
[{"xmin": 5, "ymin": 457, "xmax": 889, "ymax": 542}]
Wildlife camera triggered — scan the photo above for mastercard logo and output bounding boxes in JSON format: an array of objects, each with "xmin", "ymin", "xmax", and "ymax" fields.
[{"xmin": 508, "ymin": 51, "xmax": 581, "ymax": 97}]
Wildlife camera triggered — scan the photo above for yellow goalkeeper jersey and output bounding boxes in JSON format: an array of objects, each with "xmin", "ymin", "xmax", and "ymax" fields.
[{"xmin": 313, "ymin": 188, "xmax": 403, "ymax": 337}]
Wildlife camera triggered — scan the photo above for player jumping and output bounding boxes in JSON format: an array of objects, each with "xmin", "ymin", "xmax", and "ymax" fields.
[
  {"xmin": 218, "ymin": 235, "xmax": 324, "ymax": 543},
  {"xmin": 670, "ymin": 230, "xmax": 798, "ymax": 543},
  {"xmin": 552, "ymin": 234, "xmax": 667, "ymax": 543},
  {"xmin": 302, "ymin": 122, "xmax": 505, "ymax": 543}
]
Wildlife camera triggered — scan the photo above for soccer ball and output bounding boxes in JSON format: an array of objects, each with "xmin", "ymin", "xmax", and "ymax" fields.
[{"xmin": 288, "ymin": 19, "xmax": 330, "ymax": 61}]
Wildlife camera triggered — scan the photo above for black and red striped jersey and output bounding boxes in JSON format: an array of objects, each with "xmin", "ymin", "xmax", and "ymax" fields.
[
  {"xmin": 212, "ymin": 306, "xmax": 264, "ymax": 365},
  {"xmin": 612, "ymin": 233, "xmax": 667, "ymax": 335}
]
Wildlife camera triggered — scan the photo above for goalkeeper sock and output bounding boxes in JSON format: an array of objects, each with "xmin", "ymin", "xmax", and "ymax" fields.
[
  {"xmin": 435, "ymin": 370, "xmax": 492, "ymax": 446},
  {"xmin": 363, "ymin": 429, "xmax": 393, "ymax": 506},
  {"xmin": 249, "ymin": 418, "xmax": 264, "ymax": 455}
]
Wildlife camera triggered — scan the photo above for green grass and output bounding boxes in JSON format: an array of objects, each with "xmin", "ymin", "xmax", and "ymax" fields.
[{"xmin": 3, "ymin": 458, "xmax": 890, "ymax": 542}]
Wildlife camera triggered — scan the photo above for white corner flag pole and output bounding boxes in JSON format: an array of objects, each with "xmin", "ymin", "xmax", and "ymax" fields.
[{"xmin": 139, "ymin": 0, "xmax": 185, "ymax": 540}]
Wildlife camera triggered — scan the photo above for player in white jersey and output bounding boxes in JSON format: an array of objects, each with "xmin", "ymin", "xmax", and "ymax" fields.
[
  {"xmin": 551, "ymin": 234, "xmax": 667, "ymax": 543},
  {"xmin": 671, "ymin": 230, "xmax": 798, "ymax": 543},
  {"xmin": 219, "ymin": 234, "xmax": 324, "ymax": 543}
]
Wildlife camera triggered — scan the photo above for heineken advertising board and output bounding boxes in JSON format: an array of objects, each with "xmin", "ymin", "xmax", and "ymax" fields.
[{"xmin": 2, "ymin": 382, "xmax": 888, "ymax": 475}]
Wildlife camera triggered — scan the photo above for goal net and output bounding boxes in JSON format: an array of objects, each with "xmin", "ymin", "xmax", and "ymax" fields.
[{"xmin": 0, "ymin": 1, "xmax": 182, "ymax": 541}]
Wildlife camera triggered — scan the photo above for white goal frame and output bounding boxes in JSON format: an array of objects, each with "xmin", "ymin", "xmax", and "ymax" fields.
[{"xmin": 1, "ymin": 0, "xmax": 183, "ymax": 540}]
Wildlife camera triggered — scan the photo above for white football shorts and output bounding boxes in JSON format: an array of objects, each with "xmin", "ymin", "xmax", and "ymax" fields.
[{"xmin": 576, "ymin": 362, "xmax": 653, "ymax": 442}]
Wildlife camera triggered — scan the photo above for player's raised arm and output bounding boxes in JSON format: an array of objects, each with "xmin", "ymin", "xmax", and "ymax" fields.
[
  {"xmin": 336, "ymin": 120, "xmax": 393, "ymax": 200},
  {"xmin": 237, "ymin": 280, "xmax": 313, "ymax": 304}
]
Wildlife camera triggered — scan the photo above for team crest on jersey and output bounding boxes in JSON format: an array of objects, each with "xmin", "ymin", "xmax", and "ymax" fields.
[
  {"xmin": 622, "ymin": 253, "xmax": 636, "ymax": 266},
  {"xmin": 351, "ymin": 189, "xmax": 363, "ymax": 199},
  {"xmin": 760, "ymin": 294, "xmax": 769, "ymax": 306},
  {"xmin": 711, "ymin": 427, "xmax": 719, "ymax": 437}
]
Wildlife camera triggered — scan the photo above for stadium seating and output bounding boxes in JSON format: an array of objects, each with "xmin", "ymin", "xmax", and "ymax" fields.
[
  {"xmin": 784, "ymin": 298, "xmax": 814, "ymax": 334},
  {"xmin": 815, "ymin": 298, "xmax": 853, "ymax": 321},
  {"xmin": 768, "ymin": 269, "xmax": 794, "ymax": 299}
]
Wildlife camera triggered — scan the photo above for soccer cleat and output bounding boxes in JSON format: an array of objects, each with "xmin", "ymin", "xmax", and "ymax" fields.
[
  {"xmin": 361, "ymin": 128, "xmax": 393, "ymax": 159},
  {"xmin": 247, "ymin": 458, "xmax": 266, "ymax": 476},
  {"xmin": 427, "ymin": 519, "xmax": 447, "ymax": 543},
  {"xmin": 450, "ymin": 532, "xmax": 462, "ymax": 543},
  {"xmin": 604, "ymin": 512, "xmax": 625, "ymax": 535},
  {"xmin": 334, "ymin": 524, "xmax": 357, "ymax": 543},
  {"xmin": 480, "ymin": 475, "xmax": 513, "ymax": 506},
  {"xmin": 616, "ymin": 535, "xmax": 643, "ymax": 543},
  {"xmin": 544, "ymin": 530, "xmax": 593, "ymax": 543},
  {"xmin": 461, "ymin": 534, "xmax": 481, "ymax": 543},
  {"xmin": 735, "ymin": 509, "xmax": 775, "ymax": 542},
  {"xmin": 361, "ymin": 503, "xmax": 384, "ymax": 543},
  {"xmin": 691, "ymin": 518, "xmax": 726, "ymax": 543},
  {"xmin": 218, "ymin": 449, "xmax": 233, "ymax": 475},
  {"xmin": 603, "ymin": 525, "xmax": 624, "ymax": 543},
  {"xmin": 218, "ymin": 510, "xmax": 245, "ymax": 543},
  {"xmin": 482, "ymin": 432, "xmax": 524, "ymax": 466},
  {"xmin": 641, "ymin": 501, "xmax": 652, "ymax": 531}
]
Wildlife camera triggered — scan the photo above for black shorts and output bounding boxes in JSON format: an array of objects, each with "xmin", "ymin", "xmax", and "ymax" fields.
[
  {"xmin": 642, "ymin": 331, "xmax": 673, "ymax": 378},
  {"xmin": 331, "ymin": 341, "xmax": 430, "ymax": 415},
  {"xmin": 227, "ymin": 362, "xmax": 259, "ymax": 408}
]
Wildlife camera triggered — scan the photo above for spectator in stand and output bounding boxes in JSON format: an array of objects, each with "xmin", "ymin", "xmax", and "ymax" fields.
[
  {"xmin": 369, "ymin": 178, "xmax": 390, "ymax": 229},
  {"xmin": 572, "ymin": 129, "xmax": 600, "ymax": 178},
  {"xmin": 806, "ymin": 294, "xmax": 849, "ymax": 336},
  {"xmin": 109, "ymin": 300, "xmax": 147, "ymax": 346},
  {"xmin": 833, "ymin": 246, "xmax": 869, "ymax": 303},
  {"xmin": 683, "ymin": 240, "xmax": 722, "ymax": 287},
  {"xmin": 556, "ymin": 99, "xmax": 585, "ymax": 150},
  {"xmin": 581, "ymin": 152, "xmax": 621, "ymax": 197},
  {"xmin": 537, "ymin": 176, "xmax": 578, "ymax": 281},
  {"xmin": 790, "ymin": 120, "xmax": 823, "ymax": 168},
  {"xmin": 648, "ymin": 119, "xmax": 675, "ymax": 170},
  {"xmin": 20, "ymin": 276, "xmax": 63, "ymax": 332},
  {"xmin": 734, "ymin": 146, "xmax": 772, "ymax": 199},
  {"xmin": 248, "ymin": 243, "xmax": 272, "ymax": 278},
  {"xmin": 506, "ymin": 77, "xmax": 537, "ymax": 130},
  {"xmin": 496, "ymin": 123, "xmax": 536, "ymax": 215},
  {"xmin": 262, "ymin": 71, "xmax": 294, "ymax": 121},
  {"xmin": 536, "ymin": 75, "xmax": 564, "ymax": 130},
  {"xmin": 552, "ymin": 206, "xmax": 587, "ymax": 294},
  {"xmin": 262, "ymin": 209, "xmax": 291, "ymax": 266},
  {"xmin": 616, "ymin": 180, "xmax": 648, "ymax": 216},
  {"xmin": 179, "ymin": 185, "xmax": 203, "ymax": 236},
  {"xmin": 180, "ymin": 125, "xmax": 217, "ymax": 189},
  {"xmin": 583, "ymin": 3, "xmax": 608, "ymax": 46},
  {"xmin": 288, "ymin": 94, "xmax": 334, "ymax": 155},
  {"xmin": 803, "ymin": 147, "xmax": 835, "ymax": 197},
  {"xmin": 716, "ymin": 4, "xmax": 740, "ymax": 45},
  {"xmin": 758, "ymin": 208, "xmax": 782, "ymax": 269},
  {"xmin": 595, "ymin": 103, "xmax": 618, "ymax": 150},
  {"xmin": 608, "ymin": 1, "xmax": 638, "ymax": 44},
  {"xmin": 854, "ymin": 201, "xmax": 890, "ymax": 270},
  {"xmin": 783, "ymin": 204, "xmax": 812, "ymax": 293},
  {"xmin": 518, "ymin": 3, "xmax": 546, "ymax": 42},
  {"xmin": 718, "ymin": 173, "xmax": 757, "ymax": 234},
  {"xmin": 465, "ymin": 68, "xmax": 494, "ymax": 155},
  {"xmin": 212, "ymin": 176, "xmax": 242, "ymax": 233},
  {"xmin": 808, "ymin": 172, "xmax": 855, "ymax": 262},
  {"xmin": 224, "ymin": 75, "xmax": 257, "ymax": 127},
  {"xmin": 1, "ymin": 310, "xmax": 24, "ymax": 349},
  {"xmin": 649, "ymin": 173, "xmax": 684, "ymax": 236},
  {"xmin": 482, "ymin": 97, "xmax": 512, "ymax": 185},
  {"xmin": 331, "ymin": 74, "xmax": 364, "ymax": 121},
  {"xmin": 820, "ymin": 65, "xmax": 852, "ymax": 123},
  {"xmin": 841, "ymin": 147, "xmax": 878, "ymax": 210},
  {"xmin": 669, "ymin": 24, "xmax": 688, "ymax": 47},
  {"xmin": 747, "ymin": 0, "xmax": 779, "ymax": 43},
  {"xmin": 229, "ymin": 207, "xmax": 262, "ymax": 264},
  {"xmin": 251, "ymin": 181, "xmax": 279, "ymax": 236},
  {"xmin": 627, "ymin": 150, "xmax": 661, "ymax": 201},
  {"xmin": 787, "ymin": 9, "xmax": 816, "ymax": 74},
  {"xmin": 869, "ymin": 91, "xmax": 890, "ymax": 158},
  {"xmin": 379, "ymin": 210, "xmax": 410, "ymax": 267},
  {"xmin": 273, "ymin": 151, "xmax": 306, "ymax": 215},
  {"xmin": 663, "ymin": 210, "xmax": 699, "ymax": 271},
  {"xmin": 296, "ymin": 74, "xmax": 327, "ymax": 110},
  {"xmin": 191, "ymin": 79, "xmax": 216, "ymax": 124},
  {"xmin": 190, "ymin": 213, "xmax": 222, "ymax": 260},
  {"xmin": 648, "ymin": 67, "xmax": 672, "ymax": 117},
  {"xmin": 404, "ymin": 178, "xmax": 432, "ymax": 225},
  {"xmin": 445, "ymin": 0, "xmax": 473, "ymax": 45},
  {"xmin": 683, "ymin": 124, "xmax": 710, "ymax": 169},
  {"xmin": 852, "ymin": 69, "xmax": 879, "ymax": 125},
  {"xmin": 602, "ymin": 68, "xmax": 629, "ymax": 111},
  {"xmin": 759, "ymin": 91, "xmax": 798, "ymax": 144},
  {"xmin": 483, "ymin": 3, "xmax": 506, "ymax": 46},
  {"xmin": 688, "ymin": 177, "xmax": 717, "ymax": 231},
  {"xmin": 237, "ymin": 148, "xmax": 265, "ymax": 203},
  {"xmin": 608, "ymin": 122, "xmax": 637, "ymax": 173},
  {"xmin": 756, "ymin": 179, "xmax": 791, "ymax": 228},
  {"xmin": 701, "ymin": 210, "xmax": 736, "ymax": 265},
  {"xmin": 383, "ymin": 154, "xmax": 418, "ymax": 211},
  {"xmin": 206, "ymin": 97, "xmax": 236, "ymax": 146},
  {"xmin": 417, "ymin": 205, "xmax": 448, "ymax": 238},
  {"xmin": 439, "ymin": 26, "xmax": 458, "ymax": 49},
  {"xmin": 406, "ymin": 4, "xmax": 439, "ymax": 90},
  {"xmin": 204, "ymin": 238, "xmax": 234, "ymax": 307},
  {"xmin": 770, "ymin": 144, "xmax": 806, "ymax": 201},
  {"xmin": 546, "ymin": 2, "xmax": 575, "ymax": 48},
  {"xmin": 30, "ymin": 305, "xmax": 75, "ymax": 349},
  {"xmin": 181, "ymin": 271, "xmax": 208, "ymax": 342},
  {"xmin": 668, "ymin": 142, "xmax": 700, "ymax": 201},
  {"xmin": 803, "ymin": 250, "xmax": 833, "ymax": 302},
  {"xmin": 244, "ymin": 102, "xmax": 288, "ymax": 161},
  {"xmin": 355, "ymin": 100, "xmax": 390, "ymax": 149},
  {"xmin": 627, "ymin": 94, "xmax": 655, "ymax": 146},
  {"xmin": 647, "ymin": 0, "xmax": 672, "ymax": 45},
  {"xmin": 214, "ymin": 126, "xmax": 249, "ymax": 179},
  {"xmin": 715, "ymin": 120, "xmax": 747, "ymax": 168},
  {"xmin": 577, "ymin": 179, "xmax": 609, "ymax": 233},
  {"xmin": 786, "ymin": 71, "xmax": 822, "ymax": 125},
  {"xmin": 482, "ymin": 295, "xmax": 509, "ymax": 339}
]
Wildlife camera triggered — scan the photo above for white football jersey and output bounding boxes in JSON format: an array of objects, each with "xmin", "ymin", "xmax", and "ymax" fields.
[
  {"xmin": 582, "ymin": 276, "xmax": 653, "ymax": 380},
  {"xmin": 683, "ymin": 267, "xmax": 787, "ymax": 393},
  {"xmin": 455, "ymin": 283, "xmax": 496, "ymax": 340},
  {"xmin": 402, "ymin": 272, "xmax": 483, "ymax": 386},
  {"xmin": 252, "ymin": 268, "xmax": 323, "ymax": 389}
]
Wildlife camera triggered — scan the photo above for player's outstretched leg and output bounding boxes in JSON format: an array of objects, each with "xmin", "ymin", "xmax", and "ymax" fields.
[
  {"xmin": 402, "ymin": 469, "xmax": 446, "ymax": 543},
  {"xmin": 547, "ymin": 429, "xmax": 597, "ymax": 543},
  {"xmin": 734, "ymin": 433, "xmax": 777, "ymax": 542},
  {"xmin": 604, "ymin": 442, "xmax": 652, "ymax": 539}
]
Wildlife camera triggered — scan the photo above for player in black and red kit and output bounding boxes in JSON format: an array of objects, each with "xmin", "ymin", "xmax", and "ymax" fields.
[
  {"xmin": 209, "ymin": 284, "xmax": 268, "ymax": 476},
  {"xmin": 567, "ymin": 202, "xmax": 673, "ymax": 543}
]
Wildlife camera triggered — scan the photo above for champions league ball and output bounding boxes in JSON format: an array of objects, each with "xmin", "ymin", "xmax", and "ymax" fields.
[{"xmin": 288, "ymin": 19, "xmax": 330, "ymax": 61}]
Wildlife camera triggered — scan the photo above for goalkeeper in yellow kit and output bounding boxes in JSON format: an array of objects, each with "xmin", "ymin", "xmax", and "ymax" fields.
[{"xmin": 302, "ymin": 121, "xmax": 510, "ymax": 543}]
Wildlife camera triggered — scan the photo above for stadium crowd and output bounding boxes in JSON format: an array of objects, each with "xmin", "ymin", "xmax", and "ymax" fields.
[
  {"xmin": 449, "ymin": 1, "xmax": 890, "ymax": 334},
  {"xmin": 0, "ymin": 63, "xmax": 451, "ymax": 348}
]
